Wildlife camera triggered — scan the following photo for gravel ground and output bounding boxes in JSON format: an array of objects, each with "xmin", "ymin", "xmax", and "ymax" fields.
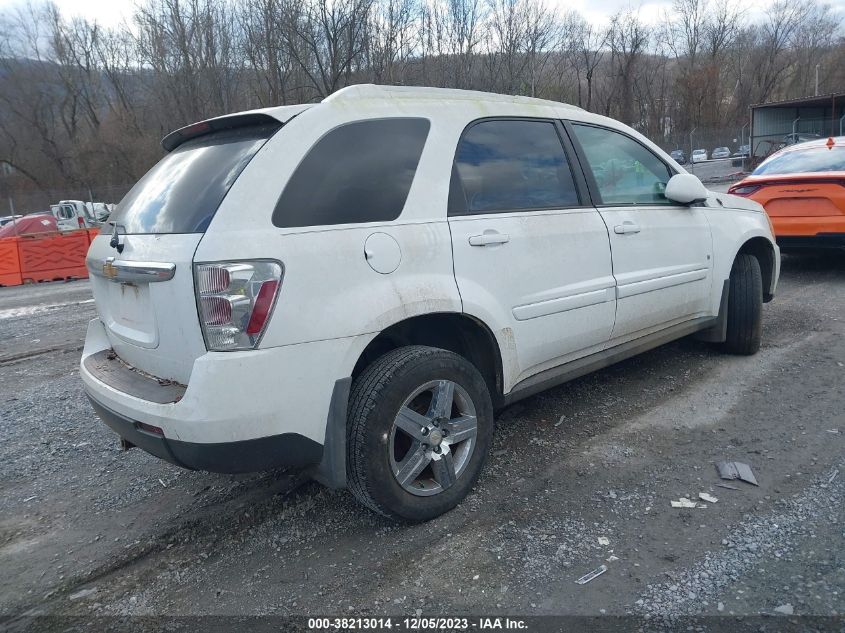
[{"xmin": 0, "ymin": 251, "xmax": 843, "ymax": 631}]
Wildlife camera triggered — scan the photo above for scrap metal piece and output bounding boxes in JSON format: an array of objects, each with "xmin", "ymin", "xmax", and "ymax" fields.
[
  {"xmin": 699, "ymin": 492, "xmax": 718, "ymax": 503},
  {"xmin": 671, "ymin": 498, "xmax": 698, "ymax": 508},
  {"xmin": 716, "ymin": 461, "xmax": 758, "ymax": 486},
  {"xmin": 575, "ymin": 564, "xmax": 607, "ymax": 585},
  {"xmin": 715, "ymin": 483, "xmax": 739, "ymax": 490}
]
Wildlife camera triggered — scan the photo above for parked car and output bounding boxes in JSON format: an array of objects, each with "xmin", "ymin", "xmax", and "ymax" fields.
[
  {"xmin": 712, "ymin": 147, "xmax": 731, "ymax": 160},
  {"xmin": 782, "ymin": 133, "xmax": 820, "ymax": 147},
  {"xmin": 733, "ymin": 144, "xmax": 750, "ymax": 157},
  {"xmin": 0, "ymin": 214, "xmax": 23, "ymax": 227},
  {"xmin": 691, "ymin": 148, "xmax": 708, "ymax": 163},
  {"xmin": 670, "ymin": 149, "xmax": 687, "ymax": 164},
  {"xmin": 81, "ymin": 85, "xmax": 779, "ymax": 521},
  {"xmin": 728, "ymin": 136, "xmax": 845, "ymax": 250}
]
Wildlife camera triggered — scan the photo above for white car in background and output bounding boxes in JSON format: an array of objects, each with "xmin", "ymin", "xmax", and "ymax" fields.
[
  {"xmin": 712, "ymin": 147, "xmax": 731, "ymax": 160},
  {"xmin": 81, "ymin": 85, "xmax": 779, "ymax": 522},
  {"xmin": 691, "ymin": 148, "xmax": 708, "ymax": 163}
]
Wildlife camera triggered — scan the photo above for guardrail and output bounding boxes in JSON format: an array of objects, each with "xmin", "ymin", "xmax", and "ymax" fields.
[{"xmin": 0, "ymin": 228, "xmax": 101, "ymax": 287}]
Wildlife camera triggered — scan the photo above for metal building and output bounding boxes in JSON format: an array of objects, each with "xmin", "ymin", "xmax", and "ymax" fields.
[{"xmin": 750, "ymin": 92, "xmax": 845, "ymax": 162}]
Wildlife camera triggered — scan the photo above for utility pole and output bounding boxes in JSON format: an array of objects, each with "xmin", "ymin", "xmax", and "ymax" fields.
[
  {"xmin": 8, "ymin": 196, "xmax": 17, "ymax": 233},
  {"xmin": 689, "ymin": 127, "xmax": 696, "ymax": 174},
  {"xmin": 815, "ymin": 64, "xmax": 820, "ymax": 96}
]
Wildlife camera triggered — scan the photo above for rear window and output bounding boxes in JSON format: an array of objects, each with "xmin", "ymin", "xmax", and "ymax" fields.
[
  {"xmin": 110, "ymin": 123, "xmax": 280, "ymax": 234},
  {"xmin": 753, "ymin": 147, "xmax": 845, "ymax": 176},
  {"xmin": 449, "ymin": 119, "xmax": 580, "ymax": 215},
  {"xmin": 272, "ymin": 118, "xmax": 430, "ymax": 228}
]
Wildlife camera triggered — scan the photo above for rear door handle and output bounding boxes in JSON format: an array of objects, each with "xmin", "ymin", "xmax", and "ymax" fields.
[
  {"xmin": 469, "ymin": 232, "xmax": 510, "ymax": 246},
  {"xmin": 614, "ymin": 222, "xmax": 641, "ymax": 235}
]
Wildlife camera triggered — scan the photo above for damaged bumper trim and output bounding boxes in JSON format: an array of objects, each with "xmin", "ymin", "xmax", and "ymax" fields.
[{"xmin": 88, "ymin": 397, "xmax": 323, "ymax": 473}]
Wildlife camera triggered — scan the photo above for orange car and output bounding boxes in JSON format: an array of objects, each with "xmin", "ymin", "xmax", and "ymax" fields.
[{"xmin": 728, "ymin": 136, "xmax": 845, "ymax": 250}]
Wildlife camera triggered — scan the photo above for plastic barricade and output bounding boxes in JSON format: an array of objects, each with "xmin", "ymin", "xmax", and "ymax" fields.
[
  {"xmin": 17, "ymin": 230, "xmax": 90, "ymax": 283},
  {"xmin": 0, "ymin": 237, "xmax": 22, "ymax": 286}
]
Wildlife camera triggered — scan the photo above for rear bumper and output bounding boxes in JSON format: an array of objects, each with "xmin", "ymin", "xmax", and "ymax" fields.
[
  {"xmin": 776, "ymin": 233, "xmax": 845, "ymax": 250},
  {"xmin": 81, "ymin": 317, "xmax": 363, "ymax": 476},
  {"xmin": 88, "ymin": 397, "xmax": 322, "ymax": 473}
]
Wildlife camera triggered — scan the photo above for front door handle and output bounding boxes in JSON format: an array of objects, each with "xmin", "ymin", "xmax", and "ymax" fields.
[
  {"xmin": 469, "ymin": 232, "xmax": 510, "ymax": 246},
  {"xmin": 614, "ymin": 222, "xmax": 641, "ymax": 235}
]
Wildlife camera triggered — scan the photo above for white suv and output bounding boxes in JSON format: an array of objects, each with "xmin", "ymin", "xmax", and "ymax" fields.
[{"xmin": 82, "ymin": 85, "xmax": 779, "ymax": 521}]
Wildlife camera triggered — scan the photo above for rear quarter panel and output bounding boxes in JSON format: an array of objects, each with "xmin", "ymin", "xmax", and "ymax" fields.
[{"xmin": 194, "ymin": 101, "xmax": 465, "ymax": 360}]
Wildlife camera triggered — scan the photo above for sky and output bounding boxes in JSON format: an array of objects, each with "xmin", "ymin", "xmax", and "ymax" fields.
[{"xmin": 0, "ymin": 0, "xmax": 833, "ymax": 29}]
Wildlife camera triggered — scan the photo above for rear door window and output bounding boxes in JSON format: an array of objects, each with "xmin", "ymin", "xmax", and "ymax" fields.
[
  {"xmin": 109, "ymin": 123, "xmax": 280, "ymax": 234},
  {"xmin": 449, "ymin": 119, "xmax": 580, "ymax": 215},
  {"xmin": 272, "ymin": 118, "xmax": 430, "ymax": 228}
]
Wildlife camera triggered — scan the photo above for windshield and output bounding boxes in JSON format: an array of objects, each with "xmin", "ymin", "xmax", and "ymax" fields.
[
  {"xmin": 753, "ymin": 147, "xmax": 845, "ymax": 176},
  {"xmin": 109, "ymin": 123, "xmax": 280, "ymax": 234}
]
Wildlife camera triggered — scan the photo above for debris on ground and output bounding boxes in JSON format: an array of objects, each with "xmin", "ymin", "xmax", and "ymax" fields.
[
  {"xmin": 716, "ymin": 461, "xmax": 759, "ymax": 486},
  {"xmin": 575, "ymin": 564, "xmax": 607, "ymax": 585},
  {"xmin": 773, "ymin": 604, "xmax": 794, "ymax": 615},
  {"xmin": 68, "ymin": 587, "xmax": 97, "ymax": 601},
  {"xmin": 699, "ymin": 492, "xmax": 718, "ymax": 503},
  {"xmin": 829, "ymin": 470, "xmax": 839, "ymax": 484},
  {"xmin": 715, "ymin": 483, "xmax": 740, "ymax": 490},
  {"xmin": 671, "ymin": 498, "xmax": 698, "ymax": 508},
  {"xmin": 597, "ymin": 536, "xmax": 610, "ymax": 546},
  {"xmin": 555, "ymin": 415, "xmax": 566, "ymax": 427}
]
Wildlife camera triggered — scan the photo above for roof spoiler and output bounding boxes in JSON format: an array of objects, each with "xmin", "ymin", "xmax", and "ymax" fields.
[{"xmin": 161, "ymin": 112, "xmax": 282, "ymax": 152}]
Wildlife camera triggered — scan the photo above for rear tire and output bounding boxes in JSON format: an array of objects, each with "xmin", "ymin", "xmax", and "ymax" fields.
[
  {"xmin": 347, "ymin": 346, "xmax": 493, "ymax": 522},
  {"xmin": 722, "ymin": 254, "xmax": 763, "ymax": 355}
]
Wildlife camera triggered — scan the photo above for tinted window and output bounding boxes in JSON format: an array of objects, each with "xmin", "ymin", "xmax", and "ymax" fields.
[
  {"xmin": 110, "ymin": 124, "xmax": 279, "ymax": 234},
  {"xmin": 572, "ymin": 124, "xmax": 674, "ymax": 205},
  {"xmin": 273, "ymin": 118, "xmax": 430, "ymax": 228},
  {"xmin": 450, "ymin": 120, "xmax": 579, "ymax": 215},
  {"xmin": 753, "ymin": 147, "xmax": 845, "ymax": 175}
]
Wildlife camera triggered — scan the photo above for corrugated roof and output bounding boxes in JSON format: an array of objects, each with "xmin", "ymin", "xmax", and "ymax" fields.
[{"xmin": 751, "ymin": 92, "xmax": 845, "ymax": 110}]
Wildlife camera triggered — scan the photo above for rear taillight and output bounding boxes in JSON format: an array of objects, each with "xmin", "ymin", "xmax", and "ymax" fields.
[
  {"xmin": 728, "ymin": 184, "xmax": 761, "ymax": 197},
  {"xmin": 194, "ymin": 260, "xmax": 283, "ymax": 351}
]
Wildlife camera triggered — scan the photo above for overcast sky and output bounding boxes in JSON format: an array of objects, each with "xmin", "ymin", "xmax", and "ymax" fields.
[{"xmin": 0, "ymin": 0, "xmax": 839, "ymax": 29}]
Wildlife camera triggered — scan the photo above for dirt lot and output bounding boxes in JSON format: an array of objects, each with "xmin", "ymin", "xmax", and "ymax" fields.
[{"xmin": 1, "ymin": 249, "xmax": 843, "ymax": 630}]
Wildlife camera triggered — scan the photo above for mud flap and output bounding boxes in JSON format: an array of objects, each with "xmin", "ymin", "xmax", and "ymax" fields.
[
  {"xmin": 695, "ymin": 279, "xmax": 729, "ymax": 343},
  {"xmin": 311, "ymin": 377, "xmax": 351, "ymax": 489}
]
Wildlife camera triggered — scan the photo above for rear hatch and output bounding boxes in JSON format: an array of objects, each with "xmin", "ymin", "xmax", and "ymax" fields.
[
  {"xmin": 87, "ymin": 120, "xmax": 282, "ymax": 384},
  {"xmin": 754, "ymin": 179, "xmax": 845, "ymax": 218},
  {"xmin": 747, "ymin": 146, "xmax": 845, "ymax": 218}
]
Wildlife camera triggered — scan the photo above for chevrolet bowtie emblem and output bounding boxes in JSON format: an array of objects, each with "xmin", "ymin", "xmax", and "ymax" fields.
[{"xmin": 102, "ymin": 259, "xmax": 118, "ymax": 279}]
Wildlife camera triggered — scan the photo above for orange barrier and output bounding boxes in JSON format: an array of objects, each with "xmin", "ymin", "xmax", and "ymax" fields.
[
  {"xmin": 17, "ymin": 230, "xmax": 90, "ymax": 283},
  {"xmin": 0, "ymin": 237, "xmax": 23, "ymax": 286}
]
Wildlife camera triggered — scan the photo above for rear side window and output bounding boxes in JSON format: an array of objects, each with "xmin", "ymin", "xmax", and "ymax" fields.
[
  {"xmin": 110, "ymin": 123, "xmax": 280, "ymax": 234},
  {"xmin": 272, "ymin": 118, "xmax": 430, "ymax": 228},
  {"xmin": 753, "ymin": 147, "xmax": 845, "ymax": 175},
  {"xmin": 449, "ymin": 119, "xmax": 580, "ymax": 215}
]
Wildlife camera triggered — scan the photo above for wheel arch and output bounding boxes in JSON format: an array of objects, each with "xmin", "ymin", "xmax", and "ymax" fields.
[
  {"xmin": 737, "ymin": 236, "xmax": 777, "ymax": 303},
  {"xmin": 351, "ymin": 312, "xmax": 505, "ymax": 408}
]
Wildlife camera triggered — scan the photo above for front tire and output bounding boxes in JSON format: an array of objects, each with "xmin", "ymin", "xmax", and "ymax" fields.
[
  {"xmin": 347, "ymin": 346, "xmax": 494, "ymax": 522},
  {"xmin": 722, "ymin": 253, "xmax": 763, "ymax": 355}
]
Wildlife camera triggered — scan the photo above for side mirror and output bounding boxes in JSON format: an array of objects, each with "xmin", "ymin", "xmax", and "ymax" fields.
[{"xmin": 665, "ymin": 173, "xmax": 709, "ymax": 205}]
